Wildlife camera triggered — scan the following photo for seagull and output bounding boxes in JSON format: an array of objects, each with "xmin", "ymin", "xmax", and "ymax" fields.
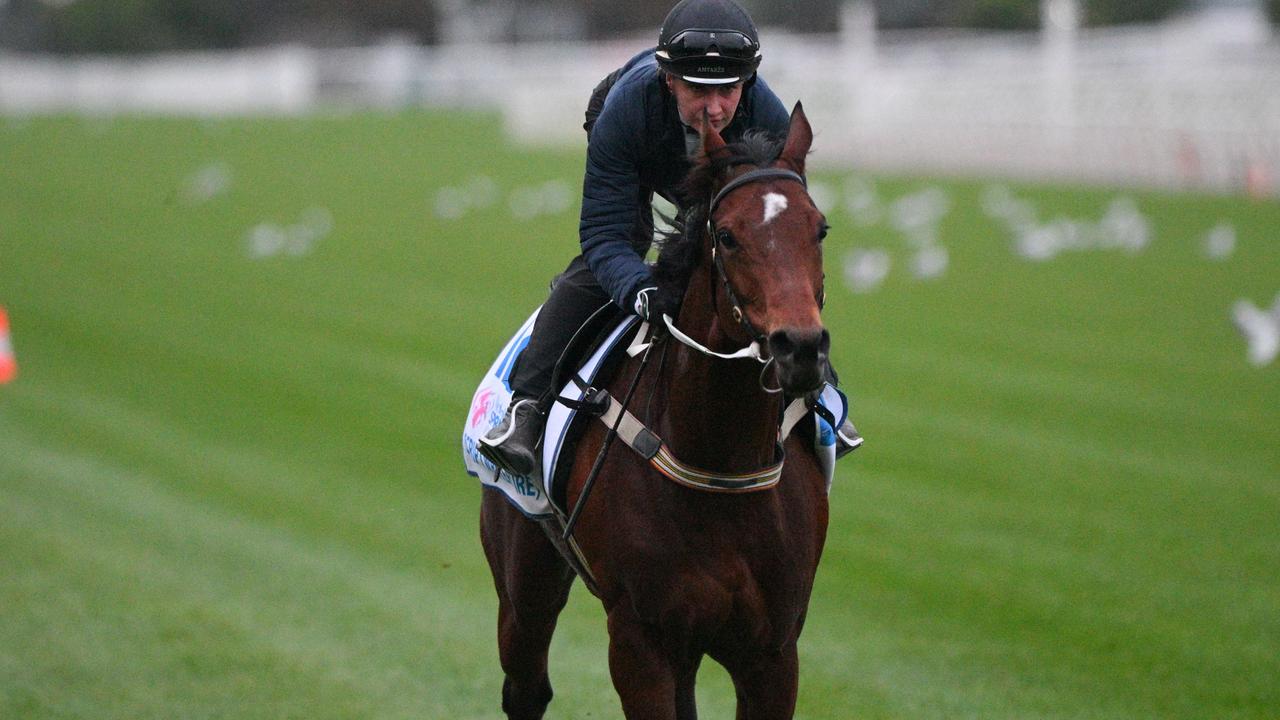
[
  {"xmin": 1232, "ymin": 293, "xmax": 1280, "ymax": 367},
  {"xmin": 843, "ymin": 249, "xmax": 891, "ymax": 294}
]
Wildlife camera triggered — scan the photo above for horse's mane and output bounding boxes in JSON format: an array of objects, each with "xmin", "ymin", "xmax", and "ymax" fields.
[{"xmin": 651, "ymin": 130, "xmax": 784, "ymax": 300}]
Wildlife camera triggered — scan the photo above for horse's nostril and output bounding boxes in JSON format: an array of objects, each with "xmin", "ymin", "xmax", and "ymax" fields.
[
  {"xmin": 769, "ymin": 327, "xmax": 828, "ymax": 362},
  {"xmin": 768, "ymin": 330, "xmax": 795, "ymax": 358}
]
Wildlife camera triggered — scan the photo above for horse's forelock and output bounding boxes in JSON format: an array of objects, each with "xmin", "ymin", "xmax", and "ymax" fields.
[{"xmin": 652, "ymin": 131, "xmax": 783, "ymax": 298}]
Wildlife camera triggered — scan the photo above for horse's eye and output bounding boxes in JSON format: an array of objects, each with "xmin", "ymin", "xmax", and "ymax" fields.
[{"xmin": 716, "ymin": 229, "xmax": 738, "ymax": 249}]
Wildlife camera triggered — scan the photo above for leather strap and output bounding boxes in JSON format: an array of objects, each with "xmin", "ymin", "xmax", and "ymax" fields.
[
  {"xmin": 595, "ymin": 392, "xmax": 784, "ymax": 493},
  {"xmin": 709, "ymin": 168, "xmax": 807, "ymax": 216}
]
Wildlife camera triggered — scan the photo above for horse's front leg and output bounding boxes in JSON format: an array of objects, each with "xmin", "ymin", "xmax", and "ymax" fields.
[
  {"xmin": 723, "ymin": 642, "xmax": 799, "ymax": 720},
  {"xmin": 481, "ymin": 493, "xmax": 575, "ymax": 720},
  {"xmin": 675, "ymin": 654, "xmax": 702, "ymax": 720},
  {"xmin": 606, "ymin": 607, "xmax": 695, "ymax": 720}
]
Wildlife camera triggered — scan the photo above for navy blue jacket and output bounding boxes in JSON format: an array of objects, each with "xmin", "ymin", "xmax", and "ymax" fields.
[{"xmin": 580, "ymin": 49, "xmax": 790, "ymax": 311}]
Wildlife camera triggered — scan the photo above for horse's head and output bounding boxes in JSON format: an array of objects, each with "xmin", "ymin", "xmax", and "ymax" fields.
[{"xmin": 693, "ymin": 103, "xmax": 829, "ymax": 395}]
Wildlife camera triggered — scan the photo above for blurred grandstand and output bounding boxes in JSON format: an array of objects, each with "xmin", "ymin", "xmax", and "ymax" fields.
[{"xmin": 0, "ymin": 0, "xmax": 1276, "ymax": 195}]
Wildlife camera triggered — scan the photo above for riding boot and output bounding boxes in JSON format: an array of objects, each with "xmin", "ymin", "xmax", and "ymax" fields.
[
  {"xmin": 811, "ymin": 370, "xmax": 863, "ymax": 459},
  {"xmin": 478, "ymin": 397, "xmax": 545, "ymax": 478},
  {"xmin": 835, "ymin": 417, "xmax": 864, "ymax": 459}
]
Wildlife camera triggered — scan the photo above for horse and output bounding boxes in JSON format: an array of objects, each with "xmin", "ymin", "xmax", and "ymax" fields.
[{"xmin": 480, "ymin": 103, "xmax": 831, "ymax": 719}]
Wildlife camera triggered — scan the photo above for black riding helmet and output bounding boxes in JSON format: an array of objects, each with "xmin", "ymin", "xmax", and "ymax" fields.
[{"xmin": 655, "ymin": 0, "xmax": 762, "ymax": 85}]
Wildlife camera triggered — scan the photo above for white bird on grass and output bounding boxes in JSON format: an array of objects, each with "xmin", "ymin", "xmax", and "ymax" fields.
[{"xmin": 1231, "ymin": 293, "xmax": 1280, "ymax": 367}]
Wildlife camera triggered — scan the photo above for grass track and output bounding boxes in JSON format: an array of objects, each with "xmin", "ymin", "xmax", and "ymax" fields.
[{"xmin": 1, "ymin": 112, "xmax": 1277, "ymax": 718}]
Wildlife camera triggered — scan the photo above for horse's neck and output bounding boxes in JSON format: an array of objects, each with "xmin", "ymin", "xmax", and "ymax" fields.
[{"xmin": 655, "ymin": 269, "xmax": 783, "ymax": 472}]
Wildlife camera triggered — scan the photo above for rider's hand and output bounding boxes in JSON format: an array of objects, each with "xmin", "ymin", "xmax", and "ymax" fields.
[{"xmin": 633, "ymin": 286, "xmax": 679, "ymax": 323}]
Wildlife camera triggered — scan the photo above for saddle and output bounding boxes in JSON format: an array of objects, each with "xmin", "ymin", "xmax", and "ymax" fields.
[{"xmin": 462, "ymin": 304, "xmax": 635, "ymax": 519}]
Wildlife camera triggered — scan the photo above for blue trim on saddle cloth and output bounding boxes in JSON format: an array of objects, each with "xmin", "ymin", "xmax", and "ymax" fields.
[
  {"xmin": 543, "ymin": 315, "xmax": 641, "ymax": 510},
  {"xmin": 811, "ymin": 383, "xmax": 847, "ymax": 493},
  {"xmin": 462, "ymin": 308, "xmax": 555, "ymax": 519}
]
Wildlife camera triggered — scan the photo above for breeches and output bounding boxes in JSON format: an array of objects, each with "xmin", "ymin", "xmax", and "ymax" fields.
[{"xmin": 509, "ymin": 255, "xmax": 615, "ymax": 404}]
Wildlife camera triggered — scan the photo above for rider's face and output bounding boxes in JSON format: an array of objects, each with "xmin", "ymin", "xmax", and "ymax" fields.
[{"xmin": 666, "ymin": 75, "xmax": 743, "ymax": 133}]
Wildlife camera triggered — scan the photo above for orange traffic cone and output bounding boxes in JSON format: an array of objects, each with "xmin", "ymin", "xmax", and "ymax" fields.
[{"xmin": 0, "ymin": 306, "xmax": 16, "ymax": 384}]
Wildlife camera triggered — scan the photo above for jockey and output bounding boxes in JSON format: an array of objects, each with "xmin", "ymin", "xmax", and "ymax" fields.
[{"xmin": 479, "ymin": 0, "xmax": 861, "ymax": 478}]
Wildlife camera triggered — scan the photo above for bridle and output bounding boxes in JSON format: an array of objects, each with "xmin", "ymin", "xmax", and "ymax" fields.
[
  {"xmin": 633, "ymin": 165, "xmax": 827, "ymax": 390},
  {"xmin": 706, "ymin": 166, "xmax": 810, "ymax": 344},
  {"xmin": 565, "ymin": 168, "xmax": 830, "ymax": 528},
  {"xmin": 695, "ymin": 166, "xmax": 826, "ymax": 394}
]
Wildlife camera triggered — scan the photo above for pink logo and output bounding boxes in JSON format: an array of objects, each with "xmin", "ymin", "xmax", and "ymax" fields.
[{"xmin": 471, "ymin": 389, "xmax": 494, "ymax": 429}]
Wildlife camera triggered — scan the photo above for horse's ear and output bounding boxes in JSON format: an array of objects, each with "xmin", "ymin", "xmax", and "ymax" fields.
[
  {"xmin": 698, "ymin": 110, "xmax": 727, "ymax": 160},
  {"xmin": 778, "ymin": 102, "xmax": 813, "ymax": 175}
]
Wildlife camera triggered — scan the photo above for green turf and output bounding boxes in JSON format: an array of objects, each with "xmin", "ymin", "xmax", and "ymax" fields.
[{"xmin": 1, "ymin": 112, "xmax": 1276, "ymax": 719}]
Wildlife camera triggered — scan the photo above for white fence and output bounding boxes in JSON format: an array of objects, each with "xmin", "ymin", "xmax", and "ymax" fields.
[
  {"xmin": 2, "ymin": 19, "xmax": 1278, "ymax": 195},
  {"xmin": 0, "ymin": 47, "xmax": 318, "ymax": 115}
]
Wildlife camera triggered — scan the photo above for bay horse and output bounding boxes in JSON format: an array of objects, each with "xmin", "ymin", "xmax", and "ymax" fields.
[{"xmin": 481, "ymin": 103, "xmax": 831, "ymax": 719}]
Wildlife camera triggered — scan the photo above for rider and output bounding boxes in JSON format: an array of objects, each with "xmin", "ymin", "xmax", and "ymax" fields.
[{"xmin": 480, "ymin": 0, "xmax": 861, "ymax": 478}]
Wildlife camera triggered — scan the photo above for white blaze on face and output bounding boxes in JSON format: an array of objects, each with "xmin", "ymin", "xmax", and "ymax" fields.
[{"xmin": 762, "ymin": 193, "xmax": 788, "ymax": 224}]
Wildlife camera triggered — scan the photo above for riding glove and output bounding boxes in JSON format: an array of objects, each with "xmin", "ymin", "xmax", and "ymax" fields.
[{"xmin": 633, "ymin": 286, "xmax": 679, "ymax": 323}]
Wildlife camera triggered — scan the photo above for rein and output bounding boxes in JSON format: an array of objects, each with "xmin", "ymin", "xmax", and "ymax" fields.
[
  {"xmin": 630, "ymin": 314, "xmax": 764, "ymax": 361},
  {"xmin": 661, "ymin": 314, "xmax": 781, "ymax": 395}
]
